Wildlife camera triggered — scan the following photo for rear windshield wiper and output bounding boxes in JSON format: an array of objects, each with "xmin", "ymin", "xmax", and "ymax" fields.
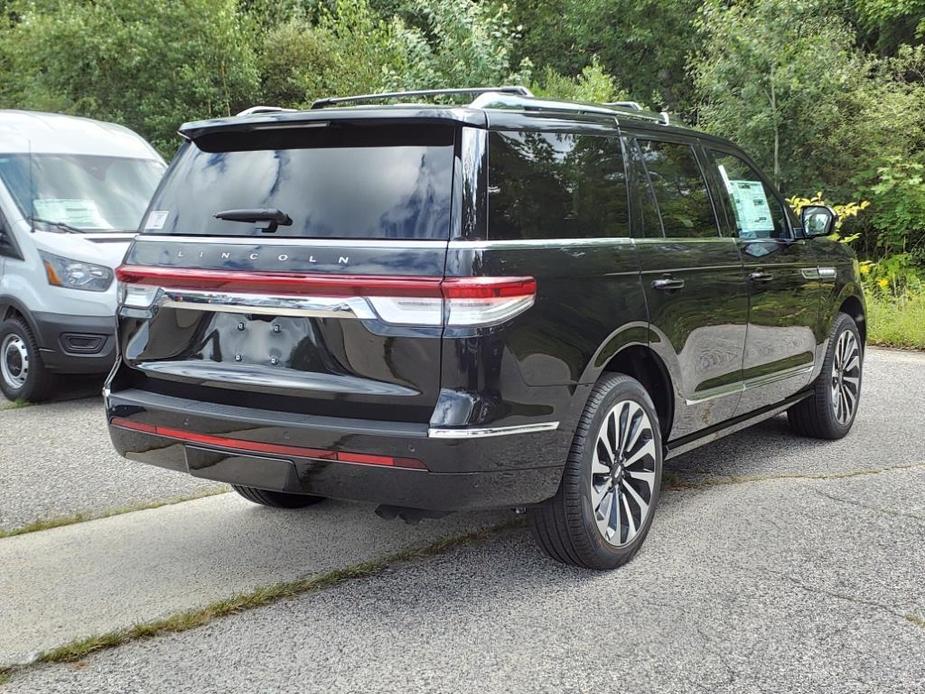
[
  {"xmin": 214, "ymin": 208, "xmax": 293, "ymax": 233},
  {"xmin": 29, "ymin": 217, "xmax": 87, "ymax": 234}
]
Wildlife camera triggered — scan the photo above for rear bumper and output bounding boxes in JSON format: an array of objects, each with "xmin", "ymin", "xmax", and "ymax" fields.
[
  {"xmin": 34, "ymin": 311, "xmax": 116, "ymax": 374},
  {"xmin": 105, "ymin": 388, "xmax": 570, "ymax": 512}
]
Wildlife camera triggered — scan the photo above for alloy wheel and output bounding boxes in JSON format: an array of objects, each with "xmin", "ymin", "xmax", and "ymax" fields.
[
  {"xmin": 831, "ymin": 330, "xmax": 861, "ymax": 425},
  {"xmin": 1, "ymin": 333, "xmax": 29, "ymax": 390},
  {"xmin": 590, "ymin": 400, "xmax": 658, "ymax": 547}
]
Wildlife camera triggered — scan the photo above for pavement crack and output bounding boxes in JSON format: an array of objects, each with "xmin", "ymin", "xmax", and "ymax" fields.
[
  {"xmin": 761, "ymin": 568, "xmax": 912, "ymax": 625},
  {"xmin": 813, "ymin": 489, "xmax": 925, "ymax": 524},
  {"xmin": 663, "ymin": 461, "xmax": 925, "ymax": 492}
]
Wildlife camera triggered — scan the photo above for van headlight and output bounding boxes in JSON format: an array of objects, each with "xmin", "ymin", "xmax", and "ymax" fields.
[{"xmin": 40, "ymin": 252, "xmax": 114, "ymax": 292}]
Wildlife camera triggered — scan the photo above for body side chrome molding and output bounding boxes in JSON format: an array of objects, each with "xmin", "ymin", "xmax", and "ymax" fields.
[{"xmin": 428, "ymin": 421, "xmax": 559, "ymax": 439}]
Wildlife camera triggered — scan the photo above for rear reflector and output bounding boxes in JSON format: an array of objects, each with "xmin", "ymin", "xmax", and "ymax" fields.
[
  {"xmin": 116, "ymin": 266, "xmax": 536, "ymax": 327},
  {"xmin": 110, "ymin": 417, "xmax": 427, "ymax": 470}
]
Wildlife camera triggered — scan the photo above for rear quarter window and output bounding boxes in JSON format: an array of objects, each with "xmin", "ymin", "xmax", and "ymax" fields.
[
  {"xmin": 487, "ymin": 130, "xmax": 629, "ymax": 240},
  {"xmin": 144, "ymin": 124, "xmax": 455, "ymax": 240}
]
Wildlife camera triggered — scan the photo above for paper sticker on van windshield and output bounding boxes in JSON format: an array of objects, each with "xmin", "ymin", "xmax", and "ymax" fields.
[
  {"xmin": 726, "ymin": 180, "xmax": 773, "ymax": 237},
  {"xmin": 145, "ymin": 210, "xmax": 169, "ymax": 230},
  {"xmin": 33, "ymin": 198, "xmax": 110, "ymax": 229}
]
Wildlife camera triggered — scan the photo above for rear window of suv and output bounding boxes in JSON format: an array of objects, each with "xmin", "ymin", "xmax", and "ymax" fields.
[
  {"xmin": 487, "ymin": 131, "xmax": 629, "ymax": 240},
  {"xmin": 143, "ymin": 124, "xmax": 455, "ymax": 240}
]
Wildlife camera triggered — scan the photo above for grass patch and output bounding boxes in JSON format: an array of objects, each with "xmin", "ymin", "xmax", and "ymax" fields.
[
  {"xmin": 4, "ymin": 519, "xmax": 522, "ymax": 674},
  {"xmin": 0, "ymin": 486, "xmax": 229, "ymax": 540},
  {"xmin": 0, "ymin": 399, "xmax": 32, "ymax": 411},
  {"xmin": 867, "ymin": 292, "xmax": 925, "ymax": 349},
  {"xmin": 0, "ymin": 669, "xmax": 9, "ymax": 686},
  {"xmin": 906, "ymin": 613, "xmax": 925, "ymax": 630}
]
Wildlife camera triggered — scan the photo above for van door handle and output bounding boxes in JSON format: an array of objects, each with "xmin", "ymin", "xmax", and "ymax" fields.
[
  {"xmin": 651, "ymin": 277, "xmax": 685, "ymax": 291},
  {"xmin": 749, "ymin": 271, "xmax": 774, "ymax": 283}
]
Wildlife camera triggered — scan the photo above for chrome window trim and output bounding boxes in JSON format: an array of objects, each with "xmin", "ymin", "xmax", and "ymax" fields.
[
  {"xmin": 449, "ymin": 237, "xmax": 634, "ymax": 250},
  {"xmin": 427, "ymin": 421, "xmax": 560, "ymax": 439}
]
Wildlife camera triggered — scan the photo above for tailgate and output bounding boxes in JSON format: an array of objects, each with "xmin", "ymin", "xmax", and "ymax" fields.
[{"xmin": 114, "ymin": 123, "xmax": 457, "ymax": 423}]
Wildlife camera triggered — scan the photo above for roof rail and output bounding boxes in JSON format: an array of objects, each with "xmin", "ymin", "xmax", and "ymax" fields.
[
  {"xmin": 604, "ymin": 101, "xmax": 644, "ymax": 111},
  {"xmin": 469, "ymin": 92, "xmax": 673, "ymax": 125},
  {"xmin": 311, "ymin": 86, "xmax": 533, "ymax": 110},
  {"xmin": 236, "ymin": 106, "xmax": 298, "ymax": 117}
]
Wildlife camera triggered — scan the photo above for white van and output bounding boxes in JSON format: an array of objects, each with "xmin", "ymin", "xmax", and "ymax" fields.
[{"xmin": 0, "ymin": 110, "xmax": 166, "ymax": 401}]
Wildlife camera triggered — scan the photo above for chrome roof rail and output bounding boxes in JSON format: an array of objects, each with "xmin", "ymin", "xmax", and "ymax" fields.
[
  {"xmin": 604, "ymin": 101, "xmax": 644, "ymax": 111},
  {"xmin": 311, "ymin": 86, "xmax": 533, "ymax": 110},
  {"xmin": 236, "ymin": 106, "xmax": 298, "ymax": 117}
]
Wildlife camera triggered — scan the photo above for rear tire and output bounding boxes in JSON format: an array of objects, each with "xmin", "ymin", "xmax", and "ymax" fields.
[
  {"xmin": 232, "ymin": 485, "xmax": 327, "ymax": 509},
  {"xmin": 530, "ymin": 374, "xmax": 663, "ymax": 570},
  {"xmin": 788, "ymin": 313, "xmax": 862, "ymax": 440},
  {"xmin": 0, "ymin": 317, "xmax": 56, "ymax": 402}
]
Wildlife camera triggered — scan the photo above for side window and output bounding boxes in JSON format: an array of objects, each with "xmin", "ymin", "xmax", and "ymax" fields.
[
  {"xmin": 637, "ymin": 139, "xmax": 719, "ymax": 239},
  {"xmin": 487, "ymin": 130, "xmax": 629, "ymax": 240},
  {"xmin": 710, "ymin": 151, "xmax": 789, "ymax": 240}
]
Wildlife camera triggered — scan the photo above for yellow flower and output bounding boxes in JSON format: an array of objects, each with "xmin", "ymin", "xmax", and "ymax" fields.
[{"xmin": 877, "ymin": 278, "xmax": 889, "ymax": 289}]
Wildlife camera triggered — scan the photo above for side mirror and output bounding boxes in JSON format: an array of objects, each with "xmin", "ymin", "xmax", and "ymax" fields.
[{"xmin": 801, "ymin": 205, "xmax": 838, "ymax": 237}]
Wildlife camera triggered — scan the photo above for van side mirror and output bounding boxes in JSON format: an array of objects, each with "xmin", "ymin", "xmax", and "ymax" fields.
[{"xmin": 801, "ymin": 205, "xmax": 837, "ymax": 237}]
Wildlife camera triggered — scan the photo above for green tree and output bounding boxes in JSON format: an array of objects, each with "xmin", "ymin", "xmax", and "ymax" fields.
[
  {"xmin": 506, "ymin": 0, "xmax": 700, "ymax": 112},
  {"xmin": 0, "ymin": 0, "xmax": 259, "ymax": 154},
  {"xmin": 693, "ymin": 0, "xmax": 879, "ymax": 194}
]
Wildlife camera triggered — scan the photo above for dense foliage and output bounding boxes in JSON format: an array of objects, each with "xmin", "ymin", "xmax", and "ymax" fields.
[{"xmin": 1, "ymin": 0, "xmax": 924, "ymax": 306}]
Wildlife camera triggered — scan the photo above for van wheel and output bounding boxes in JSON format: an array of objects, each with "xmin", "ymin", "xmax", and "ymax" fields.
[
  {"xmin": 0, "ymin": 318, "xmax": 56, "ymax": 402},
  {"xmin": 530, "ymin": 374, "xmax": 663, "ymax": 570},
  {"xmin": 788, "ymin": 313, "xmax": 862, "ymax": 440},
  {"xmin": 232, "ymin": 485, "xmax": 327, "ymax": 509}
]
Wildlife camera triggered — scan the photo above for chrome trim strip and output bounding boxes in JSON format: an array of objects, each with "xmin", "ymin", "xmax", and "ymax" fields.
[
  {"xmin": 818, "ymin": 266, "xmax": 837, "ymax": 279},
  {"xmin": 686, "ymin": 364, "xmax": 815, "ymax": 405},
  {"xmin": 742, "ymin": 364, "xmax": 814, "ymax": 390},
  {"xmin": 159, "ymin": 289, "xmax": 375, "ymax": 319},
  {"xmin": 427, "ymin": 421, "xmax": 559, "ymax": 439},
  {"xmin": 449, "ymin": 238, "xmax": 633, "ymax": 250},
  {"xmin": 138, "ymin": 235, "xmax": 638, "ymax": 251},
  {"xmin": 138, "ymin": 235, "xmax": 449, "ymax": 249}
]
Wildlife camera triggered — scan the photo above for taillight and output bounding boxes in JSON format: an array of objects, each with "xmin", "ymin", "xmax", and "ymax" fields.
[{"xmin": 115, "ymin": 267, "xmax": 536, "ymax": 328}]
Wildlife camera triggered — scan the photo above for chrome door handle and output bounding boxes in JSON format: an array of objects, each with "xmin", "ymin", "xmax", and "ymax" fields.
[
  {"xmin": 749, "ymin": 271, "xmax": 774, "ymax": 283},
  {"xmin": 651, "ymin": 277, "xmax": 685, "ymax": 291}
]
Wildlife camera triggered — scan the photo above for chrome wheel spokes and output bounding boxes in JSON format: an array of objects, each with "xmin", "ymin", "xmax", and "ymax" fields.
[
  {"xmin": 1, "ymin": 334, "xmax": 29, "ymax": 390},
  {"xmin": 590, "ymin": 400, "xmax": 657, "ymax": 547},
  {"xmin": 831, "ymin": 330, "xmax": 861, "ymax": 425}
]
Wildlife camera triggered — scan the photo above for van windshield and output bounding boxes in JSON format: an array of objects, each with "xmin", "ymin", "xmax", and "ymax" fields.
[
  {"xmin": 143, "ymin": 124, "xmax": 455, "ymax": 240},
  {"xmin": 0, "ymin": 154, "xmax": 165, "ymax": 232}
]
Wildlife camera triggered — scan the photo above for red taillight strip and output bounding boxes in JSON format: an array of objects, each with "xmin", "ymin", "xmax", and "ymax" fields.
[
  {"xmin": 116, "ymin": 265, "xmax": 535, "ymax": 299},
  {"xmin": 110, "ymin": 417, "xmax": 427, "ymax": 470}
]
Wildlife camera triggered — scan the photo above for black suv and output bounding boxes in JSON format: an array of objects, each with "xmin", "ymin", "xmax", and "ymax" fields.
[{"xmin": 106, "ymin": 87, "xmax": 865, "ymax": 569}]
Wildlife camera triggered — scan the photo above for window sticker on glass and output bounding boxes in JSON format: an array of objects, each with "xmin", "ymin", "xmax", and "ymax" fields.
[
  {"xmin": 145, "ymin": 210, "xmax": 169, "ymax": 230},
  {"xmin": 717, "ymin": 165, "xmax": 774, "ymax": 238},
  {"xmin": 33, "ymin": 198, "xmax": 110, "ymax": 229}
]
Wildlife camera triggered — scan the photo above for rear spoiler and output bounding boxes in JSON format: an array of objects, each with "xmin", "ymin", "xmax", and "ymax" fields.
[{"xmin": 178, "ymin": 107, "xmax": 487, "ymax": 142}]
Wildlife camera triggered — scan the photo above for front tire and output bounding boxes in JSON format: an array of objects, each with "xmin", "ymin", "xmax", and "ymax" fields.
[
  {"xmin": 788, "ymin": 312, "xmax": 862, "ymax": 440},
  {"xmin": 0, "ymin": 317, "xmax": 56, "ymax": 402},
  {"xmin": 232, "ymin": 485, "xmax": 327, "ymax": 509},
  {"xmin": 530, "ymin": 374, "xmax": 663, "ymax": 570}
]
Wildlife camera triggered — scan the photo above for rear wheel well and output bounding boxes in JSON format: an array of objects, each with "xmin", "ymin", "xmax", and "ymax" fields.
[
  {"xmin": 839, "ymin": 295, "xmax": 866, "ymax": 345},
  {"xmin": 601, "ymin": 346, "xmax": 673, "ymax": 438}
]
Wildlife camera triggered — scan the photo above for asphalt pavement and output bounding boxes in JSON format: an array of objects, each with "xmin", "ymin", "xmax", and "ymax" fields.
[{"xmin": 1, "ymin": 348, "xmax": 923, "ymax": 692}]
